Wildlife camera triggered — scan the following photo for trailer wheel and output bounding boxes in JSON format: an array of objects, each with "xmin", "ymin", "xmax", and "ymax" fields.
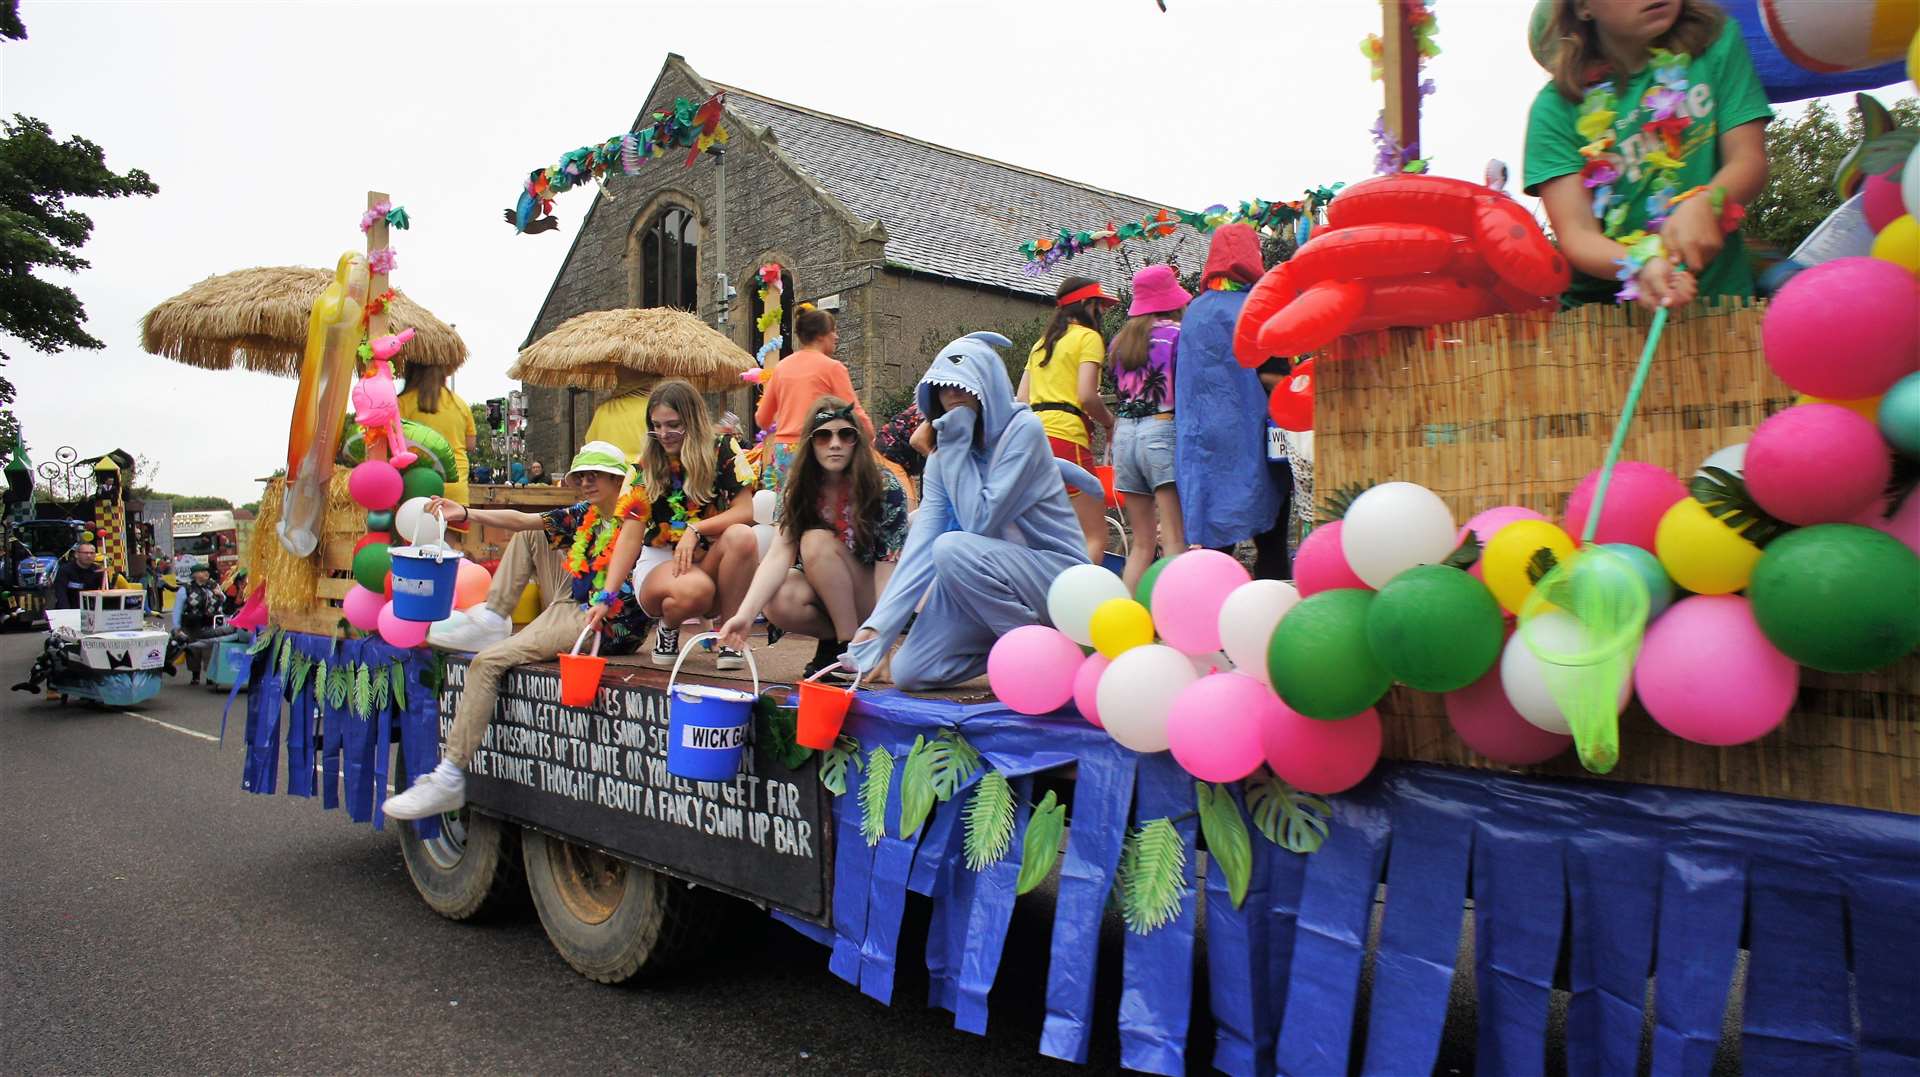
[
  {"xmin": 522, "ymin": 828, "xmax": 719, "ymax": 984},
  {"xmin": 398, "ymin": 809, "xmax": 525, "ymax": 921}
]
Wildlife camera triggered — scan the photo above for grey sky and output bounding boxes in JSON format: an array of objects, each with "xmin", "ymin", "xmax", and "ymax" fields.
[{"xmin": 0, "ymin": 1, "xmax": 1890, "ymax": 504}]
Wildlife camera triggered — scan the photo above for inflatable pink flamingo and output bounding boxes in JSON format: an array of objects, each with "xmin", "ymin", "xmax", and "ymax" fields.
[{"xmin": 352, "ymin": 328, "xmax": 418, "ymax": 468}]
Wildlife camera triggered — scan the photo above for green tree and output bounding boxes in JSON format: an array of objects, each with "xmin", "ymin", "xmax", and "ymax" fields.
[
  {"xmin": 469, "ymin": 402, "xmax": 508, "ymax": 474},
  {"xmin": 1745, "ymin": 95, "xmax": 1920, "ymax": 255},
  {"xmin": 0, "ymin": 2, "xmax": 160, "ymax": 450}
]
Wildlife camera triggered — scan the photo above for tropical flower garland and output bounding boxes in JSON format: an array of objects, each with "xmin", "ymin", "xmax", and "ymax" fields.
[
  {"xmin": 1018, "ymin": 190, "xmax": 1343, "ymax": 273},
  {"xmin": 510, "ymin": 94, "xmax": 728, "ymax": 234},
  {"xmin": 1572, "ymin": 49, "xmax": 1741, "ymax": 303},
  {"xmin": 1362, "ymin": 0, "xmax": 1439, "ymax": 175},
  {"xmin": 566, "ymin": 493, "xmax": 641, "ymax": 593}
]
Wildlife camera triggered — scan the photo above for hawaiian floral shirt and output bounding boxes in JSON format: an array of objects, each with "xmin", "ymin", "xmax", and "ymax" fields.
[{"xmin": 541, "ymin": 501, "xmax": 646, "ymax": 653}]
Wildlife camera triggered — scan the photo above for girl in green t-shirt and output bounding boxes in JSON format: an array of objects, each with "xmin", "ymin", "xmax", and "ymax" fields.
[{"xmin": 1524, "ymin": 0, "xmax": 1771, "ymax": 309}]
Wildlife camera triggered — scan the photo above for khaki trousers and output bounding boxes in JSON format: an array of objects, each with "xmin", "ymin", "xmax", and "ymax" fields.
[
  {"xmin": 484, "ymin": 529, "xmax": 573, "ymax": 621},
  {"xmin": 444, "ymin": 598, "xmax": 592, "ymax": 768}
]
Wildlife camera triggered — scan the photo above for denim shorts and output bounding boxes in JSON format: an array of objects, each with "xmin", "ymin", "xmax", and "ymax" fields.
[{"xmin": 1112, "ymin": 415, "xmax": 1176, "ymax": 494}]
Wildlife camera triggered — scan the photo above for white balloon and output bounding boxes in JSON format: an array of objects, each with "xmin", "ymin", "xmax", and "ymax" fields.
[
  {"xmin": 1903, "ymin": 141, "xmax": 1920, "ymax": 219},
  {"xmin": 752, "ymin": 489, "xmax": 778, "ymax": 526},
  {"xmin": 1188, "ymin": 651, "xmax": 1233, "ymax": 677},
  {"xmin": 1694, "ymin": 442, "xmax": 1747, "ymax": 480},
  {"xmin": 1217, "ymin": 580, "xmax": 1299, "ymax": 685},
  {"xmin": 1499, "ymin": 613, "xmax": 1633, "ymax": 734},
  {"xmin": 1097, "ymin": 644, "xmax": 1197, "ymax": 753},
  {"xmin": 752, "ymin": 523, "xmax": 776, "ymax": 559},
  {"xmin": 1340, "ymin": 481, "xmax": 1458, "ymax": 588},
  {"xmin": 1046, "ymin": 564, "xmax": 1129, "ymax": 646},
  {"xmin": 393, "ymin": 496, "xmax": 434, "ymax": 545}
]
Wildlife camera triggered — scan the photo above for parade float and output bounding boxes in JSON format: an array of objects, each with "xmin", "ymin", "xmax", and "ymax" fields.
[{"xmin": 221, "ymin": 4, "xmax": 1919, "ymax": 1074}]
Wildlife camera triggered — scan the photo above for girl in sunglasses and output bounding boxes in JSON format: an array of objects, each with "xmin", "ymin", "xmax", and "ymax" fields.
[
  {"xmin": 720, "ymin": 396, "xmax": 908, "ymax": 679},
  {"xmin": 593, "ymin": 379, "xmax": 762, "ymax": 669}
]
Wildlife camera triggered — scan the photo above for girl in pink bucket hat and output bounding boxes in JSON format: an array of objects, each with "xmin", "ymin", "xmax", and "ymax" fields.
[{"xmin": 1108, "ymin": 263, "xmax": 1193, "ymax": 588}]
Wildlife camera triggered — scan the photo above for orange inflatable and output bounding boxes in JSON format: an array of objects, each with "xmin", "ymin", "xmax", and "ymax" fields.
[{"xmin": 1236, "ymin": 174, "xmax": 1569, "ymax": 366}]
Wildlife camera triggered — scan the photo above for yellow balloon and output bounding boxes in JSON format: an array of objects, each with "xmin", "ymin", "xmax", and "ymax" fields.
[
  {"xmin": 1870, "ymin": 214, "xmax": 1920, "ymax": 274},
  {"xmin": 1089, "ymin": 597, "xmax": 1155, "ymax": 659},
  {"xmin": 1910, "ymin": 26, "xmax": 1919, "ymax": 88},
  {"xmin": 1480, "ymin": 518, "xmax": 1579, "ymax": 614},
  {"xmin": 1795, "ymin": 393, "xmax": 1882, "ymax": 423},
  {"xmin": 1654, "ymin": 497, "xmax": 1761, "ymax": 595}
]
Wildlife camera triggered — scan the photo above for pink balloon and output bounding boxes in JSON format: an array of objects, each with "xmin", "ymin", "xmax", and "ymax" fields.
[
  {"xmin": 1862, "ymin": 170, "xmax": 1906, "ymax": 232},
  {"xmin": 1152, "ymin": 550, "xmax": 1252, "ymax": 654},
  {"xmin": 1259, "ymin": 700, "xmax": 1382, "ymax": 795},
  {"xmin": 376, "ymin": 601, "xmax": 430, "ymax": 648},
  {"xmin": 348, "ymin": 460, "xmax": 404, "ymax": 511},
  {"xmin": 1634, "ymin": 595, "xmax": 1799, "ymax": 746},
  {"xmin": 1865, "ymin": 492, "xmax": 1920, "ymax": 556},
  {"xmin": 1746, "ymin": 404, "xmax": 1892, "ymax": 525},
  {"xmin": 1459, "ymin": 506, "xmax": 1549, "ymax": 582},
  {"xmin": 1563, "ymin": 461, "xmax": 1687, "ymax": 550},
  {"xmin": 988, "ymin": 625, "xmax": 1084, "ymax": 715},
  {"xmin": 1167, "ymin": 673, "xmax": 1274, "ymax": 781},
  {"xmin": 1762, "ymin": 257, "xmax": 1920, "ymax": 399},
  {"xmin": 454, "ymin": 559, "xmax": 494, "ymax": 610},
  {"xmin": 1444, "ymin": 663, "xmax": 1573, "ymax": 764},
  {"xmin": 1072, "ymin": 653, "xmax": 1111, "ymax": 728},
  {"xmin": 342, "ymin": 584, "xmax": 385, "ymax": 631},
  {"xmin": 1293, "ymin": 521, "xmax": 1370, "ymax": 597}
]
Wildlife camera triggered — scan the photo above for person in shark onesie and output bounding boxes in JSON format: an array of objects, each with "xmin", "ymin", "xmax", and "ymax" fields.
[{"xmin": 844, "ymin": 332, "xmax": 1093, "ymax": 691}]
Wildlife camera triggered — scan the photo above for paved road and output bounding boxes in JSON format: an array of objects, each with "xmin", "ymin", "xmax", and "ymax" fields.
[{"xmin": 0, "ymin": 630, "xmax": 1740, "ymax": 1075}]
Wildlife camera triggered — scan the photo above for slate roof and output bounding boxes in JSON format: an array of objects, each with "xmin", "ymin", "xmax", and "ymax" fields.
[{"xmin": 711, "ymin": 81, "xmax": 1190, "ymax": 300}]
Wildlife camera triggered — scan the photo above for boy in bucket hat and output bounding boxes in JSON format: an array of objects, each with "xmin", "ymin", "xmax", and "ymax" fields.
[{"xmin": 385, "ymin": 441, "xmax": 650, "ymax": 820}]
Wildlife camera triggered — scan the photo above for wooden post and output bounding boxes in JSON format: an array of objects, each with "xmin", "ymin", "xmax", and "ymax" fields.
[
  {"xmin": 365, "ymin": 190, "xmax": 392, "ymax": 341},
  {"xmin": 1380, "ymin": 0, "xmax": 1423, "ymax": 162}
]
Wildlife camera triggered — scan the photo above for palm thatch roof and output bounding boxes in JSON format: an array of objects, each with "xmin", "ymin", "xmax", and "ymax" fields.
[
  {"xmin": 141, "ymin": 266, "xmax": 469, "ymax": 375},
  {"xmin": 509, "ymin": 307, "xmax": 754, "ymax": 393}
]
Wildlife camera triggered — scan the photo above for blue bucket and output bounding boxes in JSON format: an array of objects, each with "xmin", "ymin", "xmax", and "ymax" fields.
[
  {"xmin": 665, "ymin": 632, "xmax": 760, "ymax": 781},
  {"xmin": 389, "ymin": 510, "xmax": 464, "ymax": 623}
]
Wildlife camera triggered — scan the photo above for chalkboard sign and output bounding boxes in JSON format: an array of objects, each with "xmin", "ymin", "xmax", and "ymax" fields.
[{"xmin": 442, "ymin": 661, "xmax": 832, "ymax": 921}]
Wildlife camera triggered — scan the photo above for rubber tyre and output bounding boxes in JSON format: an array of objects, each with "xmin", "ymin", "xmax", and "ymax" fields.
[
  {"xmin": 398, "ymin": 809, "xmax": 525, "ymax": 921},
  {"xmin": 521, "ymin": 828, "xmax": 720, "ymax": 984}
]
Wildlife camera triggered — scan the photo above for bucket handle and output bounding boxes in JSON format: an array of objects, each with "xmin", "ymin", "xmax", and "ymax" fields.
[
  {"xmin": 416, "ymin": 505, "xmax": 451, "ymax": 560},
  {"xmin": 804, "ymin": 661, "xmax": 863, "ymax": 692},
  {"xmin": 666, "ymin": 631, "xmax": 760, "ymax": 701},
  {"xmin": 568, "ymin": 622, "xmax": 602, "ymax": 659}
]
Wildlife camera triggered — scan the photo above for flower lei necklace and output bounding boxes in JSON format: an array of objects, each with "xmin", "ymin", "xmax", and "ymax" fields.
[
  {"xmin": 1571, "ymin": 49, "xmax": 1739, "ymax": 303},
  {"xmin": 566, "ymin": 493, "xmax": 641, "ymax": 592}
]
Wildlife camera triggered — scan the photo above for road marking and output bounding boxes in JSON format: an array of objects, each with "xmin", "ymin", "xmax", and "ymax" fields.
[{"xmin": 120, "ymin": 710, "xmax": 220, "ymax": 743}]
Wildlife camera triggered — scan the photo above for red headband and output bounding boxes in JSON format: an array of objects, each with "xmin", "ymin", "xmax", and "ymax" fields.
[{"xmin": 1056, "ymin": 282, "xmax": 1113, "ymax": 307}]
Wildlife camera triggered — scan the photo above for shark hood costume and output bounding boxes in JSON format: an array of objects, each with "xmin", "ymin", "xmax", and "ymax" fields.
[{"xmin": 846, "ymin": 332, "xmax": 1090, "ymax": 691}]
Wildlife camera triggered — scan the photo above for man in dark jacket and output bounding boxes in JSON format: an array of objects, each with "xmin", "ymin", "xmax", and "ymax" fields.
[
  {"xmin": 50, "ymin": 544, "xmax": 107, "ymax": 609},
  {"xmin": 173, "ymin": 564, "xmax": 235, "ymax": 685}
]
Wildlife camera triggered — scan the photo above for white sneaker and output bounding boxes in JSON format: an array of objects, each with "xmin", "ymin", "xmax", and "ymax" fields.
[
  {"xmin": 428, "ymin": 606, "xmax": 511, "ymax": 653},
  {"xmin": 382, "ymin": 764, "xmax": 466, "ymax": 820}
]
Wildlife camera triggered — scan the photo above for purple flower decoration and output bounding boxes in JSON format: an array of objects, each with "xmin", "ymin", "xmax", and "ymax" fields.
[
  {"xmin": 368, "ymin": 247, "xmax": 398, "ymax": 274},
  {"xmin": 1419, "ymin": 78, "xmax": 1436, "ymax": 97},
  {"xmin": 1643, "ymin": 86, "xmax": 1684, "ymax": 120}
]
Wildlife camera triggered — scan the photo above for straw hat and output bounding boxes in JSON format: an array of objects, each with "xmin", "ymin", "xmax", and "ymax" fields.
[
  {"xmin": 141, "ymin": 266, "xmax": 468, "ymax": 375},
  {"xmin": 509, "ymin": 307, "xmax": 755, "ymax": 393}
]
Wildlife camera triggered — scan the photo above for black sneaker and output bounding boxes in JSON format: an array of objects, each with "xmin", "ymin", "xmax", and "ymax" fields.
[
  {"xmin": 715, "ymin": 646, "xmax": 746, "ymax": 672},
  {"xmin": 804, "ymin": 639, "xmax": 852, "ymax": 683},
  {"xmin": 763, "ymin": 619, "xmax": 785, "ymax": 647},
  {"xmin": 650, "ymin": 625, "xmax": 681, "ymax": 668}
]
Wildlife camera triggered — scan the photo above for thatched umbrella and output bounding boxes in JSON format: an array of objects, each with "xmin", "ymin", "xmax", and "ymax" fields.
[
  {"xmin": 509, "ymin": 308, "xmax": 754, "ymax": 393},
  {"xmin": 141, "ymin": 266, "xmax": 469, "ymax": 375}
]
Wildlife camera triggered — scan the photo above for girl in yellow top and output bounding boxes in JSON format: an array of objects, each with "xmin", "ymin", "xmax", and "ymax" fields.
[
  {"xmin": 397, "ymin": 366, "xmax": 478, "ymax": 506},
  {"xmin": 1018, "ymin": 275, "xmax": 1119, "ymax": 562}
]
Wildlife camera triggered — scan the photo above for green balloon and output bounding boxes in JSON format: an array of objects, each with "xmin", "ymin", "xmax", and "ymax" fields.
[
  {"xmin": 366, "ymin": 509, "xmax": 395, "ymax": 532},
  {"xmin": 338, "ymin": 419, "xmax": 455, "ymax": 479},
  {"xmin": 352, "ymin": 543, "xmax": 392, "ymax": 593},
  {"xmin": 1136, "ymin": 555, "xmax": 1175, "ymax": 612},
  {"xmin": 1365, "ymin": 565, "xmax": 1505, "ymax": 692},
  {"xmin": 1267, "ymin": 588, "xmax": 1392, "ymax": 719},
  {"xmin": 1748, "ymin": 524, "xmax": 1920, "ymax": 673},
  {"xmin": 400, "ymin": 466, "xmax": 445, "ymax": 502}
]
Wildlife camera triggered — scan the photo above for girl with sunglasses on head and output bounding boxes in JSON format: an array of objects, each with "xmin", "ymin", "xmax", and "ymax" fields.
[
  {"xmin": 592, "ymin": 379, "xmax": 762, "ymax": 669},
  {"xmin": 720, "ymin": 397, "xmax": 908, "ymax": 680}
]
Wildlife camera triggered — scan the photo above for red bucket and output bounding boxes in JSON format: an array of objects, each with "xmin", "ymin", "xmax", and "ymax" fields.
[
  {"xmin": 795, "ymin": 662, "xmax": 861, "ymax": 749},
  {"xmin": 558, "ymin": 625, "xmax": 607, "ymax": 708},
  {"xmin": 1092, "ymin": 463, "xmax": 1122, "ymax": 509}
]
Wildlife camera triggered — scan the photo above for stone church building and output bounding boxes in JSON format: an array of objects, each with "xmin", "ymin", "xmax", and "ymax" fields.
[{"xmin": 521, "ymin": 54, "xmax": 1181, "ymax": 469}]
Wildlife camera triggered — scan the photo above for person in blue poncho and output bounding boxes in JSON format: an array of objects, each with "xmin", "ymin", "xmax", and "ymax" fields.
[
  {"xmin": 1174, "ymin": 224, "xmax": 1291, "ymax": 578},
  {"xmin": 844, "ymin": 333, "xmax": 1092, "ymax": 691}
]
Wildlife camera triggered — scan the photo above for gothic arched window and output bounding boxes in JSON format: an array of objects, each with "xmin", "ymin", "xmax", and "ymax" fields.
[{"xmin": 638, "ymin": 206, "xmax": 699, "ymax": 311}]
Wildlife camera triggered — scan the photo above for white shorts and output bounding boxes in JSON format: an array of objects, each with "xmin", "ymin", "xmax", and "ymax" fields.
[{"xmin": 631, "ymin": 544, "xmax": 673, "ymax": 615}]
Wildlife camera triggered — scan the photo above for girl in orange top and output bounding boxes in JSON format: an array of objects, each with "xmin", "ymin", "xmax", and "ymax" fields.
[{"xmin": 753, "ymin": 308, "xmax": 873, "ymax": 491}]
